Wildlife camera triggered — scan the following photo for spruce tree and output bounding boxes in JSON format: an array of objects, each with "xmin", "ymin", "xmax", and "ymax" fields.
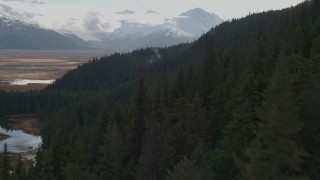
[
  {"xmin": 164, "ymin": 157, "xmax": 202, "ymax": 180},
  {"xmin": 130, "ymin": 77, "xmax": 148, "ymax": 162},
  {"xmin": 15, "ymin": 154, "xmax": 26, "ymax": 180},
  {"xmin": 241, "ymin": 61, "xmax": 309, "ymax": 179},
  {"xmin": 136, "ymin": 120, "xmax": 170, "ymax": 180},
  {"xmin": 0, "ymin": 143, "xmax": 10, "ymax": 180}
]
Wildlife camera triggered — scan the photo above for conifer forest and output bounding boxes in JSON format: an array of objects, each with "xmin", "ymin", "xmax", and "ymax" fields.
[{"xmin": 0, "ymin": 0, "xmax": 320, "ymax": 179}]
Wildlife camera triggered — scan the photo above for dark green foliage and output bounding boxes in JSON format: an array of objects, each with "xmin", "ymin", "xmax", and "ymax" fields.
[
  {"xmin": 136, "ymin": 120, "xmax": 169, "ymax": 180},
  {"xmin": 297, "ymin": 57, "xmax": 320, "ymax": 179},
  {"xmin": 164, "ymin": 157, "xmax": 202, "ymax": 180},
  {"xmin": 208, "ymin": 99, "xmax": 256, "ymax": 179},
  {"xmin": 130, "ymin": 77, "xmax": 148, "ymax": 160},
  {"xmin": 0, "ymin": 143, "xmax": 10, "ymax": 180},
  {"xmin": 98, "ymin": 120, "xmax": 125, "ymax": 179},
  {"xmin": 0, "ymin": 0, "xmax": 319, "ymax": 179},
  {"xmin": 241, "ymin": 60, "xmax": 309, "ymax": 179},
  {"xmin": 14, "ymin": 155, "xmax": 26, "ymax": 180}
]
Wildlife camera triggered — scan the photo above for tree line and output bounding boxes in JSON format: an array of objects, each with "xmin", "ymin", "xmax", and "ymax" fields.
[{"xmin": 1, "ymin": 0, "xmax": 320, "ymax": 179}]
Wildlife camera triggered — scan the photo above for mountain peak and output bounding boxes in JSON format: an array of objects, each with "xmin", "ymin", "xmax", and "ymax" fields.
[
  {"xmin": 180, "ymin": 8, "xmax": 213, "ymax": 18},
  {"xmin": 180, "ymin": 8, "xmax": 209, "ymax": 16},
  {"xmin": 179, "ymin": 8, "xmax": 223, "ymax": 21},
  {"xmin": 0, "ymin": 17, "xmax": 88, "ymax": 50}
]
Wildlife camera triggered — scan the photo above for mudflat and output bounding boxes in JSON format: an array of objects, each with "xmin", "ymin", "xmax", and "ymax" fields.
[{"xmin": 0, "ymin": 50, "xmax": 108, "ymax": 91}]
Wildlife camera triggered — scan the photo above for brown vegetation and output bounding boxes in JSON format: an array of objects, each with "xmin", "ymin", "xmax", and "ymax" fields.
[
  {"xmin": 0, "ymin": 50, "xmax": 108, "ymax": 91},
  {"xmin": 0, "ymin": 133, "xmax": 10, "ymax": 140},
  {"xmin": 5, "ymin": 114, "xmax": 41, "ymax": 135}
]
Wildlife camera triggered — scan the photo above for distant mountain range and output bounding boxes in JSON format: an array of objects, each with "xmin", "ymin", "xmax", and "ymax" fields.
[
  {"xmin": 88, "ymin": 8, "xmax": 223, "ymax": 51},
  {"xmin": 0, "ymin": 4, "xmax": 223, "ymax": 51}
]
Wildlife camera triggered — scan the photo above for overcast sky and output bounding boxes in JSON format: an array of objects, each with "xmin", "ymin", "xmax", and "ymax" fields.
[{"xmin": 0, "ymin": 0, "xmax": 304, "ymax": 33}]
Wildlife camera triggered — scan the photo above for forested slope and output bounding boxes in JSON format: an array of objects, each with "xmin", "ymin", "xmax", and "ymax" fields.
[{"xmin": 0, "ymin": 0, "xmax": 320, "ymax": 179}]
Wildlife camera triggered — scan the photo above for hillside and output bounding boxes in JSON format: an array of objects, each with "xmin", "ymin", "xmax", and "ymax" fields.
[{"xmin": 0, "ymin": 0, "xmax": 320, "ymax": 179}]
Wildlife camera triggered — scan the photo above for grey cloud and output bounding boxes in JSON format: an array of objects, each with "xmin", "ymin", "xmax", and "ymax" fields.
[
  {"xmin": 1, "ymin": 0, "xmax": 25, "ymax": 2},
  {"xmin": 83, "ymin": 12, "xmax": 111, "ymax": 32},
  {"xmin": 31, "ymin": 0, "xmax": 44, "ymax": 4},
  {"xmin": 101, "ymin": 22, "xmax": 111, "ymax": 31},
  {"xmin": 146, "ymin": 10, "xmax": 159, "ymax": 14},
  {"xmin": 0, "ymin": 0, "xmax": 45, "ymax": 4},
  {"xmin": 22, "ymin": 11, "xmax": 36, "ymax": 18},
  {"xmin": 65, "ymin": 19, "xmax": 76, "ymax": 27},
  {"xmin": 116, "ymin": 10, "xmax": 135, "ymax": 15},
  {"xmin": 66, "ymin": 18, "xmax": 78, "ymax": 27},
  {"xmin": 83, "ymin": 12, "xmax": 101, "ymax": 31}
]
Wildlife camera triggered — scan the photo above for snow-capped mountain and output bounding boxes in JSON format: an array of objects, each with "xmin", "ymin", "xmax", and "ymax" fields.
[
  {"xmin": 89, "ymin": 8, "xmax": 223, "ymax": 51},
  {"xmin": 171, "ymin": 8, "xmax": 223, "ymax": 37},
  {"xmin": 0, "ymin": 3, "xmax": 90, "ymax": 49},
  {"xmin": 0, "ymin": 4, "xmax": 35, "ymax": 23},
  {"xmin": 0, "ymin": 17, "xmax": 89, "ymax": 50},
  {"xmin": 0, "ymin": 4, "xmax": 222, "ymax": 51}
]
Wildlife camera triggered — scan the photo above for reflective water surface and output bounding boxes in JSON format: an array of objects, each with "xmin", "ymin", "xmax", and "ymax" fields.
[{"xmin": 0, "ymin": 126, "xmax": 42, "ymax": 153}]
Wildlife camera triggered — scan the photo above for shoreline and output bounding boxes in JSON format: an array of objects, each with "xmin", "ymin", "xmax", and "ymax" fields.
[
  {"xmin": 5, "ymin": 114, "xmax": 41, "ymax": 135},
  {"xmin": 0, "ymin": 114, "xmax": 42, "ymax": 170},
  {"xmin": 0, "ymin": 132, "xmax": 10, "ymax": 141}
]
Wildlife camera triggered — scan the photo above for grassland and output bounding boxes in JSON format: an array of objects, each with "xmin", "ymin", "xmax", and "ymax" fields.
[{"xmin": 0, "ymin": 50, "xmax": 108, "ymax": 91}]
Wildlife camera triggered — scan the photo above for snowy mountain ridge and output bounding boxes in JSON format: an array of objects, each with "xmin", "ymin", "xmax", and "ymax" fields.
[
  {"xmin": 90, "ymin": 8, "xmax": 223, "ymax": 50},
  {"xmin": 0, "ymin": 4, "xmax": 223, "ymax": 51},
  {"xmin": 0, "ymin": 17, "xmax": 39, "ymax": 31},
  {"xmin": 0, "ymin": 17, "xmax": 89, "ymax": 50}
]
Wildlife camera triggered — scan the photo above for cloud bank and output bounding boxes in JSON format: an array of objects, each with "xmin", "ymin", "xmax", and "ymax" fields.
[{"xmin": 83, "ymin": 12, "xmax": 111, "ymax": 31}]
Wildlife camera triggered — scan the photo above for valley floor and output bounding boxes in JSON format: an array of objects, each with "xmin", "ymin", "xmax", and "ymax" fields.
[{"xmin": 0, "ymin": 50, "xmax": 108, "ymax": 91}]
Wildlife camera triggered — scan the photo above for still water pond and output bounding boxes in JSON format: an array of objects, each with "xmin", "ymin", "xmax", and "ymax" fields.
[{"xmin": 0, "ymin": 126, "xmax": 42, "ymax": 153}]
